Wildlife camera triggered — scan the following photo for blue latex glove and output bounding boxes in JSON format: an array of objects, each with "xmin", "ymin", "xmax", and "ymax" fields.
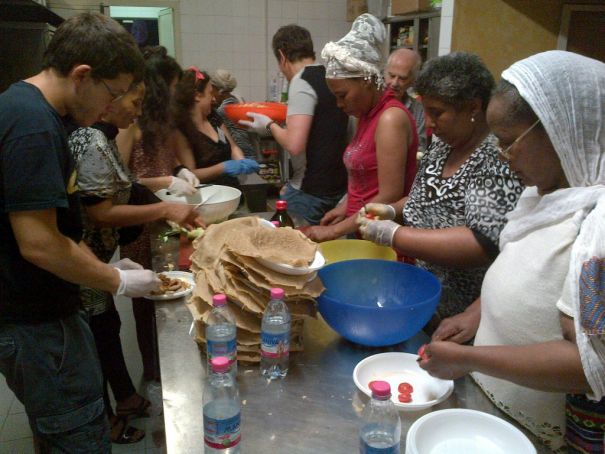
[
  {"xmin": 239, "ymin": 158, "xmax": 260, "ymax": 174},
  {"xmin": 223, "ymin": 159, "xmax": 244, "ymax": 176}
]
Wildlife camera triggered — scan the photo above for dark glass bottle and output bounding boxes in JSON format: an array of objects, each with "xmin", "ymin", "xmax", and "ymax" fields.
[{"xmin": 270, "ymin": 200, "xmax": 294, "ymax": 228}]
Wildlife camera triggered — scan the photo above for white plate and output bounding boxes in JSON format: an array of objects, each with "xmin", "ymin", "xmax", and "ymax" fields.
[
  {"xmin": 353, "ymin": 352, "xmax": 454, "ymax": 411},
  {"xmin": 145, "ymin": 271, "xmax": 195, "ymax": 301},
  {"xmin": 256, "ymin": 218, "xmax": 325, "ymax": 275},
  {"xmin": 405, "ymin": 409, "xmax": 536, "ymax": 454}
]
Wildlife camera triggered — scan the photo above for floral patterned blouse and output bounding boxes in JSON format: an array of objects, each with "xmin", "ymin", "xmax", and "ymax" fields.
[
  {"xmin": 402, "ymin": 134, "xmax": 524, "ymax": 319},
  {"xmin": 69, "ymin": 123, "xmax": 132, "ymax": 315}
]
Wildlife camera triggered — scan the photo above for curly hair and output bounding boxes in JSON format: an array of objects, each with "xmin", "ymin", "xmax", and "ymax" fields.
[
  {"xmin": 492, "ymin": 79, "xmax": 540, "ymax": 126},
  {"xmin": 43, "ymin": 12, "xmax": 144, "ymax": 83},
  {"xmin": 138, "ymin": 46, "xmax": 182, "ymax": 151},
  {"xmin": 172, "ymin": 68, "xmax": 212, "ymax": 144},
  {"xmin": 415, "ymin": 52, "xmax": 494, "ymax": 111},
  {"xmin": 272, "ymin": 25, "xmax": 315, "ymax": 62}
]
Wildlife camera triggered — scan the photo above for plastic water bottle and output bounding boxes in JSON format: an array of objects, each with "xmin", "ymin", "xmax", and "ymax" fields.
[
  {"xmin": 359, "ymin": 381, "xmax": 401, "ymax": 453},
  {"xmin": 260, "ymin": 288, "xmax": 291, "ymax": 379},
  {"xmin": 203, "ymin": 357, "xmax": 241, "ymax": 453},
  {"xmin": 206, "ymin": 294, "xmax": 237, "ymax": 378}
]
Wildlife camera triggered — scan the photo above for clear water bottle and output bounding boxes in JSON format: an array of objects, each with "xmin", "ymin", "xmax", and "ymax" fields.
[
  {"xmin": 206, "ymin": 294, "xmax": 238, "ymax": 378},
  {"xmin": 260, "ymin": 288, "xmax": 291, "ymax": 379},
  {"xmin": 359, "ymin": 381, "xmax": 401, "ymax": 454},
  {"xmin": 203, "ymin": 357, "xmax": 241, "ymax": 453}
]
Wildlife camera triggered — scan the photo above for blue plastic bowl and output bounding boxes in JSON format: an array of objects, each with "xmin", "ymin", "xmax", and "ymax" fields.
[{"xmin": 317, "ymin": 259, "xmax": 441, "ymax": 347}]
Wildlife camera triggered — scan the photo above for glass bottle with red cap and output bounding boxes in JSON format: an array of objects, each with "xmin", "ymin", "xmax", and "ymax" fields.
[
  {"xmin": 270, "ymin": 200, "xmax": 295, "ymax": 228},
  {"xmin": 359, "ymin": 380, "xmax": 401, "ymax": 453}
]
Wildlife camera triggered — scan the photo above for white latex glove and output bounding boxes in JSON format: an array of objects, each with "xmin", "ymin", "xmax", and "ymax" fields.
[
  {"xmin": 358, "ymin": 203, "xmax": 396, "ymax": 221},
  {"xmin": 168, "ymin": 176, "xmax": 196, "ymax": 196},
  {"xmin": 176, "ymin": 167, "xmax": 200, "ymax": 187},
  {"xmin": 111, "ymin": 258, "xmax": 144, "ymax": 271},
  {"xmin": 114, "ymin": 268, "xmax": 161, "ymax": 297},
  {"xmin": 238, "ymin": 112, "xmax": 273, "ymax": 136},
  {"xmin": 357, "ymin": 217, "xmax": 402, "ymax": 247}
]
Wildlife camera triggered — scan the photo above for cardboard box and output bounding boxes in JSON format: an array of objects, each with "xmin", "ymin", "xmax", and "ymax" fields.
[
  {"xmin": 347, "ymin": 0, "xmax": 368, "ymax": 22},
  {"xmin": 391, "ymin": 0, "xmax": 433, "ymax": 15}
]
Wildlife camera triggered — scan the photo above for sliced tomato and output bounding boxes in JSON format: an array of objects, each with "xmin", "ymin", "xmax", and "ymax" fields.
[
  {"xmin": 398, "ymin": 392, "xmax": 412, "ymax": 403},
  {"xmin": 417, "ymin": 344, "xmax": 429, "ymax": 361},
  {"xmin": 365, "ymin": 213, "xmax": 375, "ymax": 220},
  {"xmin": 398, "ymin": 382, "xmax": 413, "ymax": 394}
]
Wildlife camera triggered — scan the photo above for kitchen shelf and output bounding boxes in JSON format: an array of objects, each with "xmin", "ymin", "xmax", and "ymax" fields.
[{"xmin": 384, "ymin": 11, "xmax": 440, "ymax": 63}]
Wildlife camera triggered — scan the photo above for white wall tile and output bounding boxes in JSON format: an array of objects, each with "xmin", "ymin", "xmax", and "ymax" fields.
[
  {"xmin": 438, "ymin": 15, "xmax": 452, "ymax": 51},
  {"xmin": 233, "ymin": 0, "xmax": 249, "ymax": 16},
  {"xmin": 441, "ymin": 0, "xmax": 454, "ymax": 17},
  {"xmin": 249, "ymin": 0, "xmax": 265, "ymax": 18},
  {"xmin": 268, "ymin": 0, "xmax": 283, "ymax": 18},
  {"xmin": 214, "ymin": 0, "xmax": 234, "ymax": 16}
]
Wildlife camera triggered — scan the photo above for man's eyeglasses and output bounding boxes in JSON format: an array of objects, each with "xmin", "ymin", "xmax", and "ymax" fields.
[
  {"xmin": 100, "ymin": 79, "xmax": 126, "ymax": 102},
  {"xmin": 496, "ymin": 118, "xmax": 541, "ymax": 160}
]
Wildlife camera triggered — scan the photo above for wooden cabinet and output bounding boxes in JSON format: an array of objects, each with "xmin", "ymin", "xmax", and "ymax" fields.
[{"xmin": 384, "ymin": 11, "xmax": 440, "ymax": 63}]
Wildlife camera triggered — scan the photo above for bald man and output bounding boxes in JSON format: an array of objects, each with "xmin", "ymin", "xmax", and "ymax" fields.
[{"xmin": 385, "ymin": 48, "xmax": 427, "ymax": 151}]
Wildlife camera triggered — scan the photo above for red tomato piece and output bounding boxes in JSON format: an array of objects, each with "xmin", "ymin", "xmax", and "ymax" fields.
[
  {"xmin": 417, "ymin": 344, "xmax": 429, "ymax": 361},
  {"xmin": 398, "ymin": 382, "xmax": 413, "ymax": 394},
  {"xmin": 365, "ymin": 213, "xmax": 375, "ymax": 220},
  {"xmin": 398, "ymin": 393, "xmax": 412, "ymax": 403}
]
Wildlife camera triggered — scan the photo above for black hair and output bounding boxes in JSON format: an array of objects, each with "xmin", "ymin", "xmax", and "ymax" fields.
[
  {"xmin": 172, "ymin": 68, "xmax": 212, "ymax": 145},
  {"xmin": 43, "ymin": 12, "xmax": 144, "ymax": 83},
  {"xmin": 415, "ymin": 52, "xmax": 494, "ymax": 111},
  {"xmin": 272, "ymin": 25, "xmax": 315, "ymax": 62},
  {"xmin": 138, "ymin": 46, "xmax": 182, "ymax": 151},
  {"xmin": 492, "ymin": 79, "xmax": 540, "ymax": 126}
]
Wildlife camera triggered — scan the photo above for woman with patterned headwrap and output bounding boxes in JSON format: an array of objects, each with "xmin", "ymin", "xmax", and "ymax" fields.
[
  {"xmin": 301, "ymin": 14, "xmax": 418, "ymax": 242},
  {"xmin": 420, "ymin": 51, "xmax": 605, "ymax": 453}
]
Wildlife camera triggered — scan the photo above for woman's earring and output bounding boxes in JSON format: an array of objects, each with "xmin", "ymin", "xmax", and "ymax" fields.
[{"xmin": 471, "ymin": 116, "xmax": 475, "ymax": 123}]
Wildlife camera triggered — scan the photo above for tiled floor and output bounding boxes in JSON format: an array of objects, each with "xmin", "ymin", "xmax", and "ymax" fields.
[{"xmin": 0, "ymin": 295, "xmax": 163, "ymax": 454}]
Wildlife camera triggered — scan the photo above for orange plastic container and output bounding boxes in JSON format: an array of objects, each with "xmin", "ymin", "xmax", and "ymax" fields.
[{"xmin": 224, "ymin": 102, "xmax": 287, "ymax": 123}]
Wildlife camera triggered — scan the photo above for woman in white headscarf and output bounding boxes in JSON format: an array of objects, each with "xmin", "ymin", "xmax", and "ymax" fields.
[
  {"xmin": 420, "ymin": 51, "xmax": 605, "ymax": 453},
  {"xmin": 301, "ymin": 14, "xmax": 418, "ymax": 242}
]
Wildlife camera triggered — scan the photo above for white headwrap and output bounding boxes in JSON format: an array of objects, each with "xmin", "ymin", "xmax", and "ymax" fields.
[
  {"xmin": 321, "ymin": 13, "xmax": 386, "ymax": 88},
  {"xmin": 498, "ymin": 51, "xmax": 605, "ymax": 399}
]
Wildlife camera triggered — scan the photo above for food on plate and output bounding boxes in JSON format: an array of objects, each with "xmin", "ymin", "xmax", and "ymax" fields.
[
  {"xmin": 398, "ymin": 393, "xmax": 412, "ymax": 403},
  {"xmin": 417, "ymin": 344, "xmax": 429, "ymax": 361},
  {"xmin": 186, "ymin": 227, "xmax": 205, "ymax": 241},
  {"xmin": 398, "ymin": 382, "xmax": 413, "ymax": 394},
  {"xmin": 150, "ymin": 273, "xmax": 191, "ymax": 295}
]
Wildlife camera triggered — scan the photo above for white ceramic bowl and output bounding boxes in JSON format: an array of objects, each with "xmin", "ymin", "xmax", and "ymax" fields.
[
  {"xmin": 155, "ymin": 185, "xmax": 241, "ymax": 224},
  {"xmin": 353, "ymin": 352, "xmax": 453, "ymax": 411},
  {"xmin": 405, "ymin": 409, "xmax": 536, "ymax": 454}
]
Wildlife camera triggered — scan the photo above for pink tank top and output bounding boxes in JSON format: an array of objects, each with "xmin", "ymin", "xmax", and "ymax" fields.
[{"xmin": 343, "ymin": 89, "xmax": 418, "ymax": 216}]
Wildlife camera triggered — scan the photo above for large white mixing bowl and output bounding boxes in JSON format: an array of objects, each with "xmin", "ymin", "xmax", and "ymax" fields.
[{"xmin": 155, "ymin": 185, "xmax": 241, "ymax": 224}]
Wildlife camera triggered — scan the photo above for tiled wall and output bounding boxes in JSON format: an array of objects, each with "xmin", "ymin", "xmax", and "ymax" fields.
[
  {"xmin": 179, "ymin": 0, "xmax": 351, "ymax": 101},
  {"xmin": 438, "ymin": 0, "xmax": 453, "ymax": 56}
]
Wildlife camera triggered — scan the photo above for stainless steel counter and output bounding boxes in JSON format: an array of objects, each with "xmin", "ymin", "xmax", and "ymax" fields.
[{"xmin": 156, "ymin": 300, "xmax": 552, "ymax": 453}]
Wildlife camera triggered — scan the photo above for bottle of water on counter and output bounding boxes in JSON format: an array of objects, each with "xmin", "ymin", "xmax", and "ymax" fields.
[
  {"xmin": 360, "ymin": 381, "xmax": 401, "ymax": 453},
  {"xmin": 203, "ymin": 357, "xmax": 241, "ymax": 453},
  {"xmin": 206, "ymin": 294, "xmax": 237, "ymax": 378},
  {"xmin": 260, "ymin": 288, "xmax": 291, "ymax": 379}
]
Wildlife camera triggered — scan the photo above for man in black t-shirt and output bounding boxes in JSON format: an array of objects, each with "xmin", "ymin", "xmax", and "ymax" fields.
[{"xmin": 0, "ymin": 13, "xmax": 159, "ymax": 452}]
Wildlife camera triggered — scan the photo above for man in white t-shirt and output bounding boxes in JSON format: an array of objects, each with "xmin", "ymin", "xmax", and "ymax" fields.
[
  {"xmin": 384, "ymin": 48, "xmax": 428, "ymax": 152},
  {"xmin": 240, "ymin": 25, "xmax": 349, "ymax": 225}
]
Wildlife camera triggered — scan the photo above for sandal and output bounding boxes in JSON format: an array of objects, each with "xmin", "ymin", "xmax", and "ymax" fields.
[
  {"xmin": 111, "ymin": 417, "xmax": 145, "ymax": 445},
  {"xmin": 115, "ymin": 394, "xmax": 152, "ymax": 419}
]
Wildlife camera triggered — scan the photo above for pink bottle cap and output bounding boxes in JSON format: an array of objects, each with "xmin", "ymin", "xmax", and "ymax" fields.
[
  {"xmin": 369, "ymin": 380, "xmax": 391, "ymax": 398},
  {"xmin": 212, "ymin": 294, "xmax": 227, "ymax": 307},
  {"xmin": 276, "ymin": 200, "xmax": 287, "ymax": 210},
  {"xmin": 211, "ymin": 357, "xmax": 230, "ymax": 373},
  {"xmin": 270, "ymin": 288, "xmax": 285, "ymax": 299}
]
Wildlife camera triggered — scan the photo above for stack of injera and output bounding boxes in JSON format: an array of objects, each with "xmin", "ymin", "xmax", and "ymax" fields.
[{"xmin": 186, "ymin": 216, "xmax": 324, "ymax": 362}]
